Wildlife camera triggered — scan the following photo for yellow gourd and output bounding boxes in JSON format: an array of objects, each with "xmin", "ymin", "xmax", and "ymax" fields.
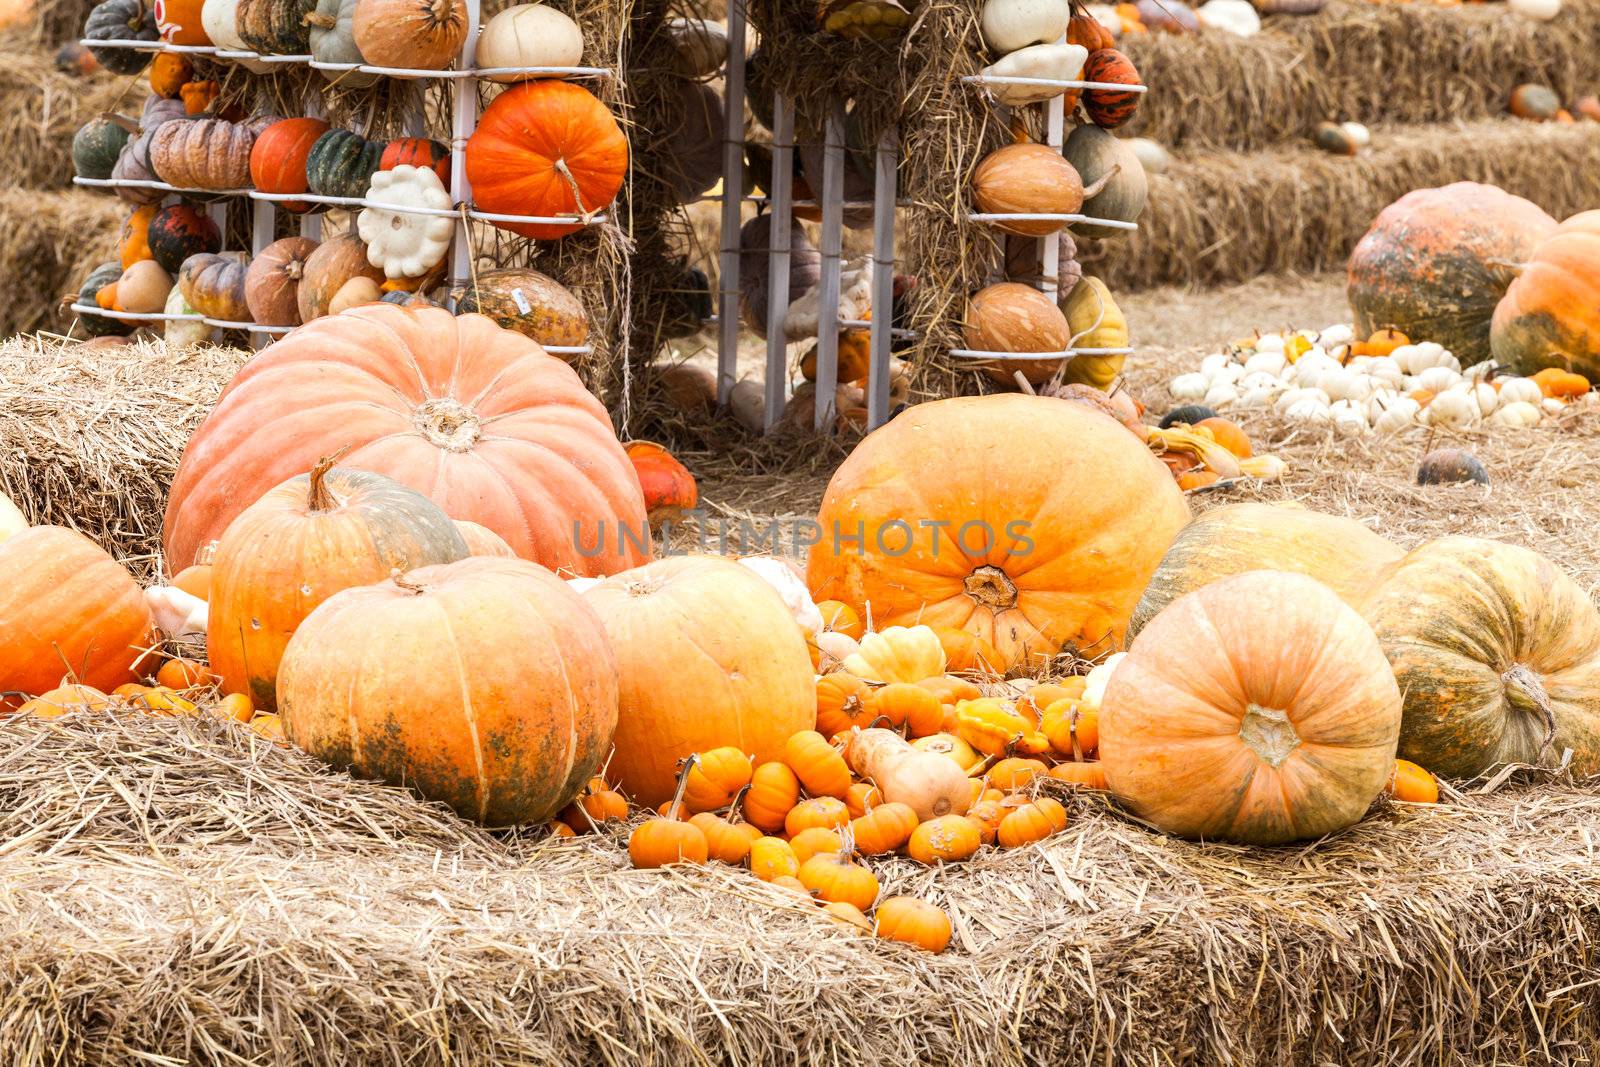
[
  {"xmin": 954, "ymin": 698, "xmax": 1052, "ymax": 757},
  {"xmin": 1060, "ymin": 277, "xmax": 1128, "ymax": 390}
]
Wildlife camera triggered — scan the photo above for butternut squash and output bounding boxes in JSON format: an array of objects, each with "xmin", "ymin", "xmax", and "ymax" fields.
[{"xmin": 844, "ymin": 728, "xmax": 972, "ymax": 820}]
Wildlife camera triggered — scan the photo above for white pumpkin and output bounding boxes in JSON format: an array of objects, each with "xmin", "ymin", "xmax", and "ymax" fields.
[
  {"xmin": 1341, "ymin": 122, "xmax": 1371, "ymax": 148},
  {"xmin": 1239, "ymin": 371, "xmax": 1280, "ymax": 392},
  {"xmin": 1542, "ymin": 397, "xmax": 1567, "ymax": 417},
  {"xmin": 145, "ymin": 585, "xmax": 208, "ymax": 638},
  {"xmin": 1463, "ymin": 359, "xmax": 1497, "ymax": 381},
  {"xmin": 1243, "ymin": 350, "xmax": 1287, "ymax": 378},
  {"xmin": 1497, "ymin": 377, "xmax": 1543, "ymax": 406},
  {"xmin": 0, "ymin": 490, "xmax": 26, "ymax": 544},
  {"xmin": 1254, "ymin": 333, "xmax": 1285, "ymax": 354},
  {"xmin": 980, "ymin": 43, "xmax": 1087, "ymax": 105},
  {"xmin": 1371, "ymin": 396, "xmax": 1420, "ymax": 433},
  {"xmin": 1206, "ymin": 362, "xmax": 1245, "ymax": 386},
  {"xmin": 1082, "ymin": 652, "xmax": 1126, "ymax": 709},
  {"xmin": 1274, "ymin": 386, "xmax": 1329, "ymax": 415},
  {"xmin": 1365, "ymin": 356, "xmax": 1403, "ymax": 390},
  {"xmin": 1490, "ymin": 400, "xmax": 1542, "ymax": 427},
  {"xmin": 1423, "ymin": 389, "xmax": 1478, "ymax": 429},
  {"xmin": 1412, "ymin": 343, "xmax": 1460, "ymax": 373},
  {"xmin": 1238, "ymin": 383, "xmax": 1285, "ymax": 408},
  {"xmin": 1199, "ymin": 352, "xmax": 1233, "ymax": 376},
  {"xmin": 1285, "ymin": 396, "xmax": 1331, "ymax": 423},
  {"xmin": 1128, "ymin": 138, "xmax": 1170, "ymax": 175},
  {"xmin": 665, "ymin": 17, "xmax": 729, "ymax": 79},
  {"xmin": 163, "ymin": 285, "xmax": 220, "ymax": 350},
  {"xmin": 1318, "ymin": 368, "xmax": 1365, "ymax": 402},
  {"xmin": 1319, "ymin": 323, "xmax": 1355, "ymax": 347},
  {"xmin": 201, "ymin": 0, "xmax": 273, "ymax": 71},
  {"xmin": 476, "ymin": 3, "xmax": 585, "ymax": 82},
  {"xmin": 1468, "ymin": 381, "xmax": 1499, "ymax": 418},
  {"xmin": 1364, "ymin": 388, "xmax": 1399, "ymax": 421},
  {"xmin": 1414, "ymin": 365, "xmax": 1461, "ymax": 393},
  {"xmin": 738, "ymin": 556, "xmax": 823, "ymax": 636},
  {"xmin": 1197, "ymin": 0, "xmax": 1259, "ymax": 35},
  {"xmin": 1330, "ymin": 399, "xmax": 1367, "ymax": 437},
  {"xmin": 357, "ymin": 166, "xmax": 454, "ymax": 279},
  {"xmin": 1509, "ymin": 0, "xmax": 1561, "ymax": 19},
  {"xmin": 980, "ymin": 0, "xmax": 1069, "ymax": 53},
  {"xmin": 1202, "ymin": 382, "xmax": 1239, "ymax": 410},
  {"xmin": 1169, "ymin": 372, "xmax": 1208, "ymax": 401}
]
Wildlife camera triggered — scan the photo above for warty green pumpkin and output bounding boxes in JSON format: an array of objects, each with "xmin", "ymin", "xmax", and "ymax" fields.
[{"xmin": 305, "ymin": 128, "xmax": 384, "ymax": 199}]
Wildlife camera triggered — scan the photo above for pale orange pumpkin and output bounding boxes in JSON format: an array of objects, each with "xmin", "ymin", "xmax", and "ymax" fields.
[
  {"xmin": 808, "ymin": 395, "xmax": 1189, "ymax": 672},
  {"xmin": 1100, "ymin": 571, "xmax": 1402, "ymax": 845},
  {"xmin": 583, "ymin": 556, "xmax": 816, "ymax": 807}
]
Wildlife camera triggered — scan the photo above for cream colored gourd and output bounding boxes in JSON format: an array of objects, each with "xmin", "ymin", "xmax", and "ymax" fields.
[
  {"xmin": 116, "ymin": 260, "xmax": 173, "ymax": 313},
  {"xmin": 1081, "ymin": 652, "xmax": 1125, "ymax": 709},
  {"xmin": 1468, "ymin": 381, "xmax": 1499, "ymax": 417},
  {"xmin": 1423, "ymin": 389, "xmax": 1478, "ymax": 428},
  {"xmin": 0, "ymin": 490, "xmax": 27, "ymax": 543},
  {"xmin": 1366, "ymin": 356, "xmax": 1403, "ymax": 389},
  {"xmin": 844, "ymin": 728, "xmax": 971, "ymax": 821},
  {"xmin": 162, "ymin": 284, "xmax": 220, "ymax": 349},
  {"xmin": 356, "ymin": 166, "xmax": 453, "ymax": 278},
  {"xmin": 1498, "ymin": 377, "xmax": 1542, "ymax": 405},
  {"xmin": 666, "ymin": 17, "xmax": 728, "ymax": 79},
  {"xmin": 307, "ymin": 0, "xmax": 378, "ymax": 87},
  {"xmin": 1341, "ymin": 122, "xmax": 1371, "ymax": 147},
  {"xmin": 1509, "ymin": 0, "xmax": 1561, "ymax": 19},
  {"xmin": 1169, "ymin": 373, "xmax": 1207, "ymax": 401},
  {"xmin": 980, "ymin": 0, "xmax": 1068, "ymax": 53},
  {"xmin": 201, "ymin": 0, "xmax": 272, "ymax": 70},
  {"xmin": 1491, "ymin": 400, "xmax": 1542, "ymax": 427},
  {"xmin": 979, "ymin": 43, "xmax": 1086, "ymax": 106},
  {"xmin": 1413, "ymin": 366, "xmax": 1460, "ymax": 393},
  {"xmin": 1371, "ymin": 396, "xmax": 1420, "ymax": 433},
  {"xmin": 841, "ymin": 625, "xmax": 946, "ymax": 683},
  {"xmin": 1330, "ymin": 399, "xmax": 1368, "ymax": 436},
  {"xmin": 328, "ymin": 274, "xmax": 382, "ymax": 313},
  {"xmin": 475, "ymin": 3, "xmax": 583, "ymax": 82},
  {"xmin": 1391, "ymin": 343, "xmax": 1458, "ymax": 374},
  {"xmin": 1197, "ymin": 0, "xmax": 1259, "ymax": 35}
]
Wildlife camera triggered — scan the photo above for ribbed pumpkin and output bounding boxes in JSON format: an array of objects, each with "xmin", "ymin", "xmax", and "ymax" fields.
[
  {"xmin": 155, "ymin": 0, "xmax": 209, "ymax": 42},
  {"xmin": 583, "ymin": 556, "xmax": 817, "ymax": 807},
  {"xmin": 244, "ymin": 236, "xmax": 317, "ymax": 326},
  {"xmin": 465, "ymin": 80, "xmax": 629, "ymax": 239},
  {"xmin": 1058, "ymin": 277, "xmax": 1129, "ymax": 390},
  {"xmin": 201, "ymin": 0, "xmax": 273, "ymax": 71},
  {"xmin": 235, "ymin": 0, "xmax": 315, "ymax": 53},
  {"xmin": 296, "ymin": 233, "xmax": 384, "ymax": 320},
  {"xmin": 1489, "ymin": 211, "xmax": 1600, "ymax": 379},
  {"xmin": 352, "ymin": 0, "xmax": 467, "ymax": 70},
  {"xmin": 1102, "ymin": 571, "xmax": 1402, "ymax": 845},
  {"xmin": 1063, "ymin": 124, "xmax": 1146, "ymax": 239},
  {"xmin": 380, "ymin": 137, "xmax": 448, "ymax": 183},
  {"xmin": 147, "ymin": 203, "xmax": 221, "ymax": 273},
  {"xmin": 1131, "ymin": 503, "xmax": 1403, "ymax": 639},
  {"xmin": 73, "ymin": 117, "xmax": 131, "ymax": 179},
  {"xmin": 477, "ymin": 3, "xmax": 584, "ymax": 81},
  {"xmin": 149, "ymin": 116, "xmax": 263, "ymax": 190},
  {"xmin": 305, "ymin": 128, "xmax": 384, "ymax": 199},
  {"xmin": 1082, "ymin": 49, "xmax": 1142, "ymax": 128},
  {"xmin": 306, "ymin": 0, "xmax": 377, "ymax": 86},
  {"xmin": 208, "ymin": 459, "xmax": 469, "ymax": 710},
  {"xmin": 251, "ymin": 117, "xmax": 331, "ymax": 213},
  {"xmin": 807, "ymin": 394, "xmax": 1190, "ymax": 671},
  {"xmin": 278, "ymin": 556, "xmax": 619, "ymax": 826},
  {"xmin": 1361, "ymin": 537, "xmax": 1600, "ymax": 779},
  {"xmin": 85, "ymin": 0, "xmax": 158, "ymax": 74},
  {"xmin": 163, "ymin": 303, "xmax": 649, "ymax": 576},
  {"xmin": 0, "ymin": 526, "xmax": 153, "ymax": 700},
  {"xmin": 971, "ymin": 133, "xmax": 1089, "ymax": 237},
  {"xmin": 964, "ymin": 282, "xmax": 1071, "ymax": 385},
  {"xmin": 453, "ymin": 268, "xmax": 588, "ymax": 349},
  {"xmin": 178, "ymin": 251, "xmax": 250, "ymax": 321},
  {"xmin": 1349, "ymin": 183, "xmax": 1557, "ymax": 366}
]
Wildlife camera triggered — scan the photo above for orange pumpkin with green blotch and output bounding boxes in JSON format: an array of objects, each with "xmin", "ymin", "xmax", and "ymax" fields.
[{"xmin": 1491, "ymin": 211, "xmax": 1600, "ymax": 380}]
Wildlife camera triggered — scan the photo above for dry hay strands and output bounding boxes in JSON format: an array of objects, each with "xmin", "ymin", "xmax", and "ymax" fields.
[
  {"xmin": 3, "ymin": 712, "xmax": 1600, "ymax": 1062},
  {"xmin": 1122, "ymin": 0, "xmax": 1600, "ymax": 152},
  {"xmin": 9, "ymin": 0, "xmax": 98, "ymax": 47},
  {"xmin": 1098, "ymin": 117, "xmax": 1600, "ymax": 291},
  {"xmin": 0, "ymin": 332, "xmax": 246, "ymax": 577},
  {"xmin": 0, "ymin": 186, "xmax": 123, "ymax": 336},
  {"xmin": 0, "ymin": 50, "xmax": 129, "ymax": 189}
]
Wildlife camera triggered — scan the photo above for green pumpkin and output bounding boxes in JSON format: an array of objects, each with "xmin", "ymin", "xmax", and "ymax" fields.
[
  {"xmin": 1064, "ymin": 124, "xmax": 1148, "ymax": 241},
  {"xmin": 72, "ymin": 117, "xmax": 132, "ymax": 180},
  {"xmin": 305, "ymin": 129, "xmax": 384, "ymax": 199},
  {"xmin": 77, "ymin": 262, "xmax": 135, "ymax": 338},
  {"xmin": 83, "ymin": 0, "xmax": 158, "ymax": 74},
  {"xmin": 236, "ymin": 0, "xmax": 317, "ymax": 55}
]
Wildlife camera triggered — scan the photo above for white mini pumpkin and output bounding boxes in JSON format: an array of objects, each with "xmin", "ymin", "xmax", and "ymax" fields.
[
  {"xmin": 1169, "ymin": 372, "xmax": 1208, "ymax": 401},
  {"xmin": 1371, "ymin": 396, "xmax": 1420, "ymax": 433},
  {"xmin": 1414, "ymin": 365, "xmax": 1461, "ymax": 393},
  {"xmin": 1423, "ymin": 389, "xmax": 1478, "ymax": 429},
  {"xmin": 1490, "ymin": 400, "xmax": 1542, "ymax": 427},
  {"xmin": 1200, "ymin": 352, "xmax": 1233, "ymax": 376},
  {"xmin": 1197, "ymin": 0, "xmax": 1259, "ymax": 36},
  {"xmin": 1243, "ymin": 350, "xmax": 1287, "ymax": 378},
  {"xmin": 1365, "ymin": 356, "xmax": 1403, "ymax": 390},
  {"xmin": 980, "ymin": 0, "xmax": 1069, "ymax": 53},
  {"xmin": 1318, "ymin": 323, "xmax": 1355, "ymax": 347},
  {"xmin": 1509, "ymin": 0, "xmax": 1561, "ymax": 20},
  {"xmin": 476, "ymin": 3, "xmax": 585, "ymax": 82},
  {"xmin": 1468, "ymin": 381, "xmax": 1499, "ymax": 418},
  {"xmin": 201, "ymin": 0, "xmax": 273, "ymax": 71},
  {"xmin": 979, "ymin": 43, "xmax": 1087, "ymax": 105},
  {"xmin": 1330, "ymin": 399, "xmax": 1368, "ymax": 437},
  {"xmin": 1497, "ymin": 377, "xmax": 1543, "ymax": 405},
  {"xmin": 1284, "ymin": 396, "xmax": 1331, "ymax": 423},
  {"xmin": 1203, "ymin": 381, "xmax": 1239, "ymax": 410},
  {"xmin": 1275, "ymin": 386, "xmax": 1330, "ymax": 415},
  {"xmin": 358, "ymin": 166, "xmax": 454, "ymax": 279},
  {"xmin": 1254, "ymin": 333, "xmax": 1285, "ymax": 354}
]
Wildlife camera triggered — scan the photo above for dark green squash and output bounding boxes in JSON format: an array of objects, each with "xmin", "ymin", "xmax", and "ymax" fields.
[
  {"xmin": 77, "ymin": 262, "xmax": 135, "ymax": 337},
  {"xmin": 1348, "ymin": 183, "xmax": 1557, "ymax": 366},
  {"xmin": 236, "ymin": 0, "xmax": 317, "ymax": 55},
  {"xmin": 147, "ymin": 203, "xmax": 222, "ymax": 273},
  {"xmin": 305, "ymin": 129, "xmax": 384, "ymax": 199},
  {"xmin": 84, "ymin": 0, "xmax": 158, "ymax": 75},
  {"xmin": 72, "ymin": 117, "xmax": 132, "ymax": 180},
  {"xmin": 380, "ymin": 290, "xmax": 437, "ymax": 307},
  {"xmin": 1064, "ymin": 124, "xmax": 1147, "ymax": 240}
]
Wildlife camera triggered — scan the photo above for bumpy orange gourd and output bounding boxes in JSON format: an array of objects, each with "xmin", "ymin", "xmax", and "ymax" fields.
[
  {"xmin": 816, "ymin": 673, "xmax": 874, "ymax": 737},
  {"xmin": 808, "ymin": 395, "xmax": 1189, "ymax": 672},
  {"xmin": 956, "ymin": 698, "xmax": 1052, "ymax": 757},
  {"xmin": 625, "ymin": 441, "xmax": 698, "ymax": 527},
  {"xmin": 906, "ymin": 814, "xmax": 982, "ymax": 864},
  {"xmin": 744, "ymin": 761, "xmax": 801, "ymax": 833},
  {"xmin": 874, "ymin": 896, "xmax": 951, "ymax": 952},
  {"xmin": 585, "ymin": 556, "xmax": 816, "ymax": 807},
  {"xmin": 561, "ymin": 776, "xmax": 629, "ymax": 833},
  {"xmin": 1101, "ymin": 571, "xmax": 1402, "ymax": 844}
]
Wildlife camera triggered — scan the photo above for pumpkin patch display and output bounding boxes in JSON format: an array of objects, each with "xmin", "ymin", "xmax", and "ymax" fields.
[
  {"xmin": 306, "ymin": 129, "xmax": 385, "ymax": 199},
  {"xmin": 1102, "ymin": 571, "xmax": 1402, "ymax": 845},
  {"xmin": 296, "ymin": 233, "xmax": 385, "ymax": 320},
  {"xmin": 1361, "ymin": 537, "xmax": 1600, "ymax": 779},
  {"xmin": 163, "ymin": 304, "xmax": 649, "ymax": 575},
  {"xmin": 84, "ymin": 0, "xmax": 158, "ymax": 73},
  {"xmin": 178, "ymin": 251, "xmax": 251, "ymax": 321},
  {"xmin": 582, "ymin": 556, "xmax": 816, "ymax": 807},
  {"xmin": 808, "ymin": 395, "xmax": 1190, "ymax": 671},
  {"xmin": 244, "ymin": 237, "xmax": 318, "ymax": 326},
  {"xmin": 357, "ymin": 166, "xmax": 454, "ymax": 278},
  {"xmin": 150, "ymin": 116, "xmax": 266, "ymax": 191},
  {"xmin": 475, "ymin": 3, "xmax": 584, "ymax": 80},
  {"xmin": 465, "ymin": 80, "xmax": 628, "ymax": 239},
  {"xmin": 279, "ymin": 556, "xmax": 619, "ymax": 826}
]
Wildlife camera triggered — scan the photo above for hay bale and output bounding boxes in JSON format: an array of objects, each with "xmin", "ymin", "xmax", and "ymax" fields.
[
  {"xmin": 0, "ymin": 50, "xmax": 128, "ymax": 189},
  {"xmin": 1098, "ymin": 118, "xmax": 1600, "ymax": 291},
  {"xmin": 1124, "ymin": 0, "xmax": 1600, "ymax": 151},
  {"xmin": 1, "ymin": 709, "xmax": 1598, "ymax": 1064},
  {"xmin": 0, "ymin": 186, "xmax": 125, "ymax": 336},
  {"xmin": 0, "ymin": 334, "xmax": 245, "ymax": 576}
]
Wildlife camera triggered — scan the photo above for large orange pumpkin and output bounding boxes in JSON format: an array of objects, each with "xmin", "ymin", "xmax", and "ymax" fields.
[
  {"xmin": 582, "ymin": 556, "xmax": 817, "ymax": 807},
  {"xmin": 163, "ymin": 304, "xmax": 649, "ymax": 578},
  {"xmin": 806, "ymin": 395, "xmax": 1190, "ymax": 671},
  {"xmin": 1490, "ymin": 210, "xmax": 1600, "ymax": 380},
  {"xmin": 1348, "ymin": 183, "xmax": 1557, "ymax": 366},
  {"xmin": 0, "ymin": 526, "xmax": 153, "ymax": 700},
  {"xmin": 465, "ymin": 80, "xmax": 629, "ymax": 240},
  {"xmin": 207, "ymin": 459, "xmax": 469, "ymax": 711},
  {"xmin": 250, "ymin": 117, "xmax": 332, "ymax": 215},
  {"xmin": 278, "ymin": 556, "xmax": 618, "ymax": 826},
  {"xmin": 1101, "ymin": 570, "xmax": 1402, "ymax": 845}
]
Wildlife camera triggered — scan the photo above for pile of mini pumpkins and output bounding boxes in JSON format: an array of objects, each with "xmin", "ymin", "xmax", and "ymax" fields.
[{"xmin": 1164, "ymin": 323, "xmax": 1592, "ymax": 433}]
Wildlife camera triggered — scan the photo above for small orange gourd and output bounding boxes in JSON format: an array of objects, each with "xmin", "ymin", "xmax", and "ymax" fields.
[
  {"xmin": 216, "ymin": 692, "xmax": 255, "ymax": 723},
  {"xmin": 874, "ymin": 896, "xmax": 952, "ymax": 953},
  {"xmin": 628, "ymin": 757, "xmax": 709, "ymax": 868},
  {"xmin": 785, "ymin": 796, "xmax": 851, "ymax": 837},
  {"xmin": 845, "ymin": 781, "xmax": 882, "ymax": 819},
  {"xmin": 986, "ymin": 757, "xmax": 1048, "ymax": 791},
  {"xmin": 689, "ymin": 811, "xmax": 763, "ymax": 864},
  {"xmin": 562, "ymin": 776, "xmax": 630, "ymax": 833},
  {"xmin": 744, "ymin": 760, "xmax": 801, "ymax": 833},
  {"xmin": 789, "ymin": 825, "xmax": 844, "ymax": 865},
  {"xmin": 997, "ymin": 797, "xmax": 1068, "ymax": 848},
  {"xmin": 682, "ymin": 745, "xmax": 753, "ymax": 813},
  {"xmin": 1384, "ymin": 759, "xmax": 1440, "ymax": 804},
  {"xmin": 749, "ymin": 836, "xmax": 801, "ymax": 881},
  {"xmin": 1048, "ymin": 761, "xmax": 1109, "ymax": 789},
  {"xmin": 906, "ymin": 814, "xmax": 982, "ymax": 864},
  {"xmin": 868, "ymin": 682, "xmax": 943, "ymax": 735},
  {"xmin": 783, "ymin": 729, "xmax": 852, "ymax": 799},
  {"xmin": 815, "ymin": 673, "xmax": 874, "ymax": 737},
  {"xmin": 1041, "ymin": 698, "xmax": 1099, "ymax": 760},
  {"xmin": 816, "ymin": 599, "xmax": 864, "ymax": 639},
  {"xmin": 918, "ymin": 675, "xmax": 983, "ymax": 705},
  {"xmin": 849, "ymin": 801, "xmax": 919, "ymax": 856},
  {"xmin": 798, "ymin": 851, "xmax": 880, "ymax": 911}
]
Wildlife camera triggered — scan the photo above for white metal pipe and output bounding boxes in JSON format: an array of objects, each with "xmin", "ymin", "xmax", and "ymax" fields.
[
  {"xmin": 448, "ymin": 0, "xmax": 481, "ymax": 301},
  {"xmin": 762, "ymin": 93, "xmax": 794, "ymax": 432},
  {"xmin": 866, "ymin": 125, "xmax": 897, "ymax": 430},
  {"xmin": 812, "ymin": 107, "xmax": 846, "ymax": 433},
  {"xmin": 716, "ymin": 0, "xmax": 749, "ymax": 406}
]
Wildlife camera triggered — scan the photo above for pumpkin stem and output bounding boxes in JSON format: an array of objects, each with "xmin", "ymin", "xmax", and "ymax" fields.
[
  {"xmin": 392, "ymin": 570, "xmax": 429, "ymax": 596},
  {"xmin": 302, "ymin": 9, "xmax": 336, "ymax": 27},
  {"xmin": 1502, "ymin": 663, "xmax": 1559, "ymax": 762},
  {"xmin": 102, "ymin": 111, "xmax": 140, "ymax": 135},
  {"xmin": 1079, "ymin": 162, "xmax": 1121, "ymax": 201},
  {"xmin": 964, "ymin": 565, "xmax": 1018, "ymax": 611},
  {"xmin": 1012, "ymin": 370, "xmax": 1038, "ymax": 395},
  {"xmin": 1239, "ymin": 704, "xmax": 1300, "ymax": 768},
  {"xmin": 552, "ymin": 157, "xmax": 597, "ymax": 222},
  {"xmin": 728, "ymin": 782, "xmax": 752, "ymax": 821},
  {"xmin": 305, "ymin": 446, "xmax": 352, "ymax": 512},
  {"xmin": 666, "ymin": 753, "xmax": 699, "ymax": 822}
]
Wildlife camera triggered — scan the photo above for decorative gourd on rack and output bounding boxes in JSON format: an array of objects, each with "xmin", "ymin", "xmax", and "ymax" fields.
[
  {"xmin": 305, "ymin": 128, "xmax": 384, "ymax": 198},
  {"xmin": 119, "ymin": 204, "xmax": 157, "ymax": 268},
  {"xmin": 665, "ymin": 16, "xmax": 728, "ymax": 79},
  {"xmin": 972, "ymin": 127, "xmax": 1110, "ymax": 237},
  {"xmin": 475, "ymin": 3, "xmax": 583, "ymax": 82},
  {"xmin": 147, "ymin": 203, "xmax": 221, "ymax": 272},
  {"xmin": 306, "ymin": 0, "xmax": 377, "ymax": 86},
  {"xmin": 150, "ymin": 116, "xmax": 268, "ymax": 190},
  {"xmin": 454, "ymin": 267, "xmax": 589, "ymax": 349},
  {"xmin": 251, "ymin": 117, "xmax": 331, "ymax": 213},
  {"xmin": 245, "ymin": 237, "xmax": 318, "ymax": 326},
  {"xmin": 380, "ymin": 137, "xmax": 449, "ymax": 183},
  {"xmin": 201, "ymin": 0, "xmax": 273, "ymax": 71},
  {"xmin": 235, "ymin": 0, "xmax": 315, "ymax": 53},
  {"xmin": 357, "ymin": 166, "xmax": 453, "ymax": 279},
  {"xmin": 73, "ymin": 117, "xmax": 131, "ymax": 180},
  {"xmin": 1067, "ymin": 10, "xmax": 1115, "ymax": 50},
  {"xmin": 154, "ymin": 0, "xmax": 209, "ymax": 43},
  {"xmin": 1058, "ymin": 277, "xmax": 1128, "ymax": 389},
  {"xmin": 980, "ymin": 0, "xmax": 1069, "ymax": 53},
  {"xmin": 108, "ymin": 95, "xmax": 189, "ymax": 205},
  {"xmin": 77, "ymin": 262, "xmax": 135, "ymax": 337},
  {"xmin": 84, "ymin": 0, "xmax": 158, "ymax": 74},
  {"xmin": 165, "ymin": 284, "xmax": 219, "ymax": 348},
  {"xmin": 1063, "ymin": 124, "xmax": 1146, "ymax": 239},
  {"xmin": 179, "ymin": 251, "xmax": 251, "ymax": 321},
  {"xmin": 818, "ymin": 0, "xmax": 912, "ymax": 39},
  {"xmin": 665, "ymin": 81, "xmax": 724, "ymax": 204},
  {"xmin": 1082, "ymin": 49, "xmax": 1143, "ymax": 128},
  {"xmin": 148, "ymin": 51, "xmax": 192, "ymax": 96},
  {"xmin": 965, "ymin": 281, "xmax": 1072, "ymax": 385},
  {"xmin": 297, "ymin": 233, "xmax": 385, "ymax": 320},
  {"xmin": 466, "ymin": 80, "xmax": 628, "ymax": 240},
  {"xmin": 114, "ymin": 259, "xmax": 173, "ymax": 313},
  {"xmin": 352, "ymin": 0, "xmax": 467, "ymax": 71},
  {"xmin": 978, "ymin": 43, "xmax": 1087, "ymax": 106}
]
